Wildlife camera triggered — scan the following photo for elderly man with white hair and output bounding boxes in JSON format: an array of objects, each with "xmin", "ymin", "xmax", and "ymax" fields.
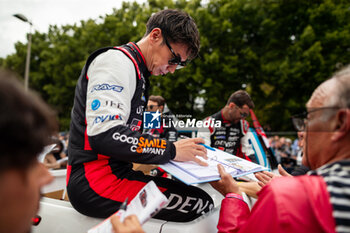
[{"xmin": 210, "ymin": 65, "xmax": 350, "ymax": 233}]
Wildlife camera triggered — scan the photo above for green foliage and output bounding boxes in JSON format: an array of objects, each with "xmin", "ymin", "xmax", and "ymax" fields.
[{"xmin": 1, "ymin": 0, "xmax": 350, "ymax": 131}]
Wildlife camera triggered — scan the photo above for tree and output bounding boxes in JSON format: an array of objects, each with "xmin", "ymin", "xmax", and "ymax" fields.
[{"xmin": 1, "ymin": 0, "xmax": 350, "ymax": 132}]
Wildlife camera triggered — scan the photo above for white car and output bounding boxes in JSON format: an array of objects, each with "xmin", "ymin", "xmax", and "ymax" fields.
[{"xmin": 34, "ymin": 169, "xmax": 230, "ymax": 233}]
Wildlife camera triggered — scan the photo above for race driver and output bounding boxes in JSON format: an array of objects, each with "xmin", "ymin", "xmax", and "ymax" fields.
[
  {"xmin": 197, "ymin": 90, "xmax": 255, "ymax": 161},
  {"xmin": 66, "ymin": 9, "xmax": 214, "ymax": 222}
]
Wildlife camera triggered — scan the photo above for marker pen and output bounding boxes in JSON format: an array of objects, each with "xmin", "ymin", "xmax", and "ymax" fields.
[{"xmin": 115, "ymin": 197, "xmax": 128, "ymax": 222}]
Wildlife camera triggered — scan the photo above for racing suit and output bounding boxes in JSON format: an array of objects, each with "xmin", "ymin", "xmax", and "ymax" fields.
[
  {"xmin": 143, "ymin": 111, "xmax": 178, "ymax": 177},
  {"xmin": 66, "ymin": 43, "xmax": 213, "ymax": 222},
  {"xmin": 197, "ymin": 110, "xmax": 251, "ymax": 160}
]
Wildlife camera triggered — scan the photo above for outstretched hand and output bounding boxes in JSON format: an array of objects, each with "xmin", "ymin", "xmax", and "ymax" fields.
[
  {"xmin": 173, "ymin": 138, "xmax": 208, "ymax": 166},
  {"xmin": 210, "ymin": 164, "xmax": 241, "ymax": 196},
  {"xmin": 255, "ymin": 164, "xmax": 291, "ymax": 187}
]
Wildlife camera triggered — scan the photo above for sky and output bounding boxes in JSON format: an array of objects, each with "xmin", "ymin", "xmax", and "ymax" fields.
[{"xmin": 0, "ymin": 0, "xmax": 146, "ymax": 58}]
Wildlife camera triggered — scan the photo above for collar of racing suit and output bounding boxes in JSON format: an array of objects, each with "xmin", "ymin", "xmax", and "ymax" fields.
[{"xmin": 125, "ymin": 42, "xmax": 151, "ymax": 78}]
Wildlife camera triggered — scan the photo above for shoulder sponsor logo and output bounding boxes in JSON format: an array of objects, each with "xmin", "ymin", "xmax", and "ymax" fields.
[
  {"xmin": 93, "ymin": 114, "xmax": 123, "ymax": 125},
  {"xmin": 91, "ymin": 99, "xmax": 101, "ymax": 111},
  {"xmin": 130, "ymin": 118, "xmax": 142, "ymax": 131},
  {"xmin": 104, "ymin": 100, "xmax": 123, "ymax": 109},
  {"xmin": 91, "ymin": 99, "xmax": 124, "ymax": 111},
  {"xmin": 91, "ymin": 83, "xmax": 124, "ymax": 93},
  {"xmin": 112, "ymin": 132, "xmax": 166, "ymax": 155}
]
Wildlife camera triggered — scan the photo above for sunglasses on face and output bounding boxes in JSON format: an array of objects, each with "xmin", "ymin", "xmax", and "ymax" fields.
[
  {"xmin": 240, "ymin": 111, "xmax": 249, "ymax": 118},
  {"xmin": 164, "ymin": 36, "xmax": 189, "ymax": 70},
  {"xmin": 235, "ymin": 105, "xmax": 249, "ymax": 118},
  {"xmin": 147, "ymin": 105, "xmax": 159, "ymax": 111}
]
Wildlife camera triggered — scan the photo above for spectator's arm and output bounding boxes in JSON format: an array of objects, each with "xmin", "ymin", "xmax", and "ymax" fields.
[
  {"xmin": 238, "ymin": 182, "xmax": 261, "ymax": 199},
  {"xmin": 211, "ymin": 164, "xmax": 250, "ymax": 232},
  {"xmin": 255, "ymin": 164, "xmax": 291, "ymax": 187},
  {"xmin": 217, "ymin": 180, "xmax": 283, "ymax": 233}
]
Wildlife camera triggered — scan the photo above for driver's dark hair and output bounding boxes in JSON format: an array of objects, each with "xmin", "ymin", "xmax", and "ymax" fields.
[
  {"xmin": 145, "ymin": 9, "xmax": 200, "ymax": 60},
  {"xmin": 0, "ymin": 69, "xmax": 57, "ymax": 173},
  {"xmin": 227, "ymin": 90, "xmax": 255, "ymax": 109}
]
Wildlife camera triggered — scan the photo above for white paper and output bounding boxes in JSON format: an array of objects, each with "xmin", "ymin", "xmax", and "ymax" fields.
[
  {"xmin": 160, "ymin": 146, "xmax": 268, "ymax": 185},
  {"xmin": 88, "ymin": 180, "xmax": 168, "ymax": 233}
]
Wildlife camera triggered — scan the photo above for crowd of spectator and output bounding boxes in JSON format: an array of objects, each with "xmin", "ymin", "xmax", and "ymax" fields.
[{"xmin": 269, "ymin": 135, "xmax": 303, "ymax": 173}]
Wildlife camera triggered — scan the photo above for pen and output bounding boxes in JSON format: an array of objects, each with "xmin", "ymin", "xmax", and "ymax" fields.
[
  {"xmin": 116, "ymin": 197, "xmax": 128, "ymax": 222},
  {"xmin": 179, "ymin": 135, "xmax": 215, "ymax": 151},
  {"xmin": 199, "ymin": 143, "xmax": 216, "ymax": 151}
]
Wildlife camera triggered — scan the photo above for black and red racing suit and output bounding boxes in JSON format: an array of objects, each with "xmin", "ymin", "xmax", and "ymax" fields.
[
  {"xmin": 197, "ymin": 110, "xmax": 252, "ymax": 160},
  {"xmin": 66, "ymin": 42, "xmax": 213, "ymax": 222}
]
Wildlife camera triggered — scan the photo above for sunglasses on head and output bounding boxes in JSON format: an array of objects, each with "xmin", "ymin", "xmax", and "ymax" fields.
[{"xmin": 164, "ymin": 36, "xmax": 189, "ymax": 69}]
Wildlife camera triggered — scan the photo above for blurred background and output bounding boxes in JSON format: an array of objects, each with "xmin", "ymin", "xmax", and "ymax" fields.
[{"xmin": 1, "ymin": 0, "xmax": 350, "ymax": 136}]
